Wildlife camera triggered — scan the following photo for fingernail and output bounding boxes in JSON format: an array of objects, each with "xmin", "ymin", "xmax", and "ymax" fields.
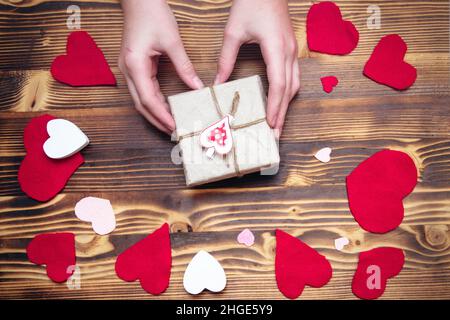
[{"xmin": 193, "ymin": 76, "xmax": 204, "ymax": 89}]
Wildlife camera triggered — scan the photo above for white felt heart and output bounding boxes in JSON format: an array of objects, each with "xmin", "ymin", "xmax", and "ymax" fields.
[
  {"xmin": 43, "ymin": 119, "xmax": 89, "ymax": 159},
  {"xmin": 314, "ymin": 147, "xmax": 332, "ymax": 163},
  {"xmin": 334, "ymin": 237, "xmax": 350, "ymax": 251},
  {"xmin": 183, "ymin": 250, "xmax": 226, "ymax": 295},
  {"xmin": 74, "ymin": 197, "xmax": 116, "ymax": 235}
]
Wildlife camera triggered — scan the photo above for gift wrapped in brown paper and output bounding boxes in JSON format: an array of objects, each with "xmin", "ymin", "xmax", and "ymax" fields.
[{"xmin": 168, "ymin": 75, "xmax": 280, "ymax": 187}]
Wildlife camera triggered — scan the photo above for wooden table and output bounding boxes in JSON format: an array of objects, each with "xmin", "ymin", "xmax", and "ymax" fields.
[{"xmin": 0, "ymin": 0, "xmax": 449, "ymax": 300}]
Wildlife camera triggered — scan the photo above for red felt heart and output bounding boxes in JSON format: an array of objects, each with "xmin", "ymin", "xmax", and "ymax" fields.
[
  {"xmin": 27, "ymin": 232, "xmax": 76, "ymax": 283},
  {"xmin": 364, "ymin": 34, "xmax": 417, "ymax": 90},
  {"xmin": 321, "ymin": 76, "xmax": 339, "ymax": 93},
  {"xmin": 346, "ymin": 150, "xmax": 417, "ymax": 234},
  {"xmin": 307, "ymin": 1, "xmax": 359, "ymax": 55},
  {"xmin": 352, "ymin": 247, "xmax": 404, "ymax": 300},
  {"xmin": 115, "ymin": 223, "xmax": 171, "ymax": 295},
  {"xmin": 18, "ymin": 114, "xmax": 84, "ymax": 202},
  {"xmin": 51, "ymin": 31, "xmax": 116, "ymax": 87},
  {"xmin": 275, "ymin": 229, "xmax": 332, "ymax": 299}
]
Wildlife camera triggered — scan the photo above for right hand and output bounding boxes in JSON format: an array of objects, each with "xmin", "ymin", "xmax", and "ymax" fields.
[{"xmin": 119, "ymin": 0, "xmax": 204, "ymax": 134}]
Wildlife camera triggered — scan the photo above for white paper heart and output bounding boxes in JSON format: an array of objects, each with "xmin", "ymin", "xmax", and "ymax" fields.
[
  {"xmin": 43, "ymin": 119, "xmax": 89, "ymax": 159},
  {"xmin": 199, "ymin": 115, "xmax": 233, "ymax": 158},
  {"xmin": 314, "ymin": 147, "xmax": 332, "ymax": 163},
  {"xmin": 183, "ymin": 250, "xmax": 226, "ymax": 295},
  {"xmin": 74, "ymin": 197, "xmax": 116, "ymax": 235},
  {"xmin": 334, "ymin": 237, "xmax": 349, "ymax": 251}
]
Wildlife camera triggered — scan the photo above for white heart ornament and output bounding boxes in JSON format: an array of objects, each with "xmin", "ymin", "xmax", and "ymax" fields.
[
  {"xmin": 199, "ymin": 115, "xmax": 233, "ymax": 159},
  {"xmin": 183, "ymin": 250, "xmax": 227, "ymax": 295},
  {"xmin": 74, "ymin": 197, "xmax": 116, "ymax": 235},
  {"xmin": 314, "ymin": 147, "xmax": 332, "ymax": 163},
  {"xmin": 334, "ymin": 237, "xmax": 350, "ymax": 251},
  {"xmin": 43, "ymin": 119, "xmax": 89, "ymax": 159}
]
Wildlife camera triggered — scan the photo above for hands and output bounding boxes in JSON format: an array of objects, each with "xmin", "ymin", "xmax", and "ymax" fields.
[
  {"xmin": 119, "ymin": 0, "xmax": 204, "ymax": 134},
  {"xmin": 215, "ymin": 0, "xmax": 300, "ymax": 135}
]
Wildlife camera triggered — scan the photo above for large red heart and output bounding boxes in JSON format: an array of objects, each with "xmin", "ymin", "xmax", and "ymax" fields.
[
  {"xmin": 275, "ymin": 229, "xmax": 332, "ymax": 299},
  {"xmin": 346, "ymin": 150, "xmax": 417, "ymax": 233},
  {"xmin": 364, "ymin": 34, "xmax": 417, "ymax": 90},
  {"xmin": 352, "ymin": 247, "xmax": 404, "ymax": 299},
  {"xmin": 115, "ymin": 223, "xmax": 171, "ymax": 295},
  {"xmin": 51, "ymin": 31, "xmax": 116, "ymax": 87},
  {"xmin": 18, "ymin": 114, "xmax": 84, "ymax": 202},
  {"xmin": 27, "ymin": 232, "xmax": 76, "ymax": 283},
  {"xmin": 307, "ymin": 1, "xmax": 359, "ymax": 55}
]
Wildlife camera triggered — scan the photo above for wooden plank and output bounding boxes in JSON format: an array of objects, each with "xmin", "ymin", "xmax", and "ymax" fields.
[{"xmin": 0, "ymin": 227, "xmax": 449, "ymax": 299}]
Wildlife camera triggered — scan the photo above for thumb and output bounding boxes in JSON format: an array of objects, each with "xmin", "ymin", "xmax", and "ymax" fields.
[
  {"xmin": 215, "ymin": 30, "xmax": 243, "ymax": 84},
  {"xmin": 166, "ymin": 39, "xmax": 204, "ymax": 90}
]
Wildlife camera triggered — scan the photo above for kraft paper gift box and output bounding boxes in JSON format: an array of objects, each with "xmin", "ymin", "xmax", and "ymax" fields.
[{"xmin": 168, "ymin": 75, "xmax": 280, "ymax": 187}]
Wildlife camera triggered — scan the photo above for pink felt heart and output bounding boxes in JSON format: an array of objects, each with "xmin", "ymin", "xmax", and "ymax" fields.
[
  {"xmin": 74, "ymin": 197, "xmax": 116, "ymax": 235},
  {"xmin": 27, "ymin": 232, "xmax": 76, "ymax": 283},
  {"xmin": 364, "ymin": 34, "xmax": 417, "ymax": 90},
  {"xmin": 51, "ymin": 31, "xmax": 116, "ymax": 87},
  {"xmin": 320, "ymin": 76, "xmax": 339, "ymax": 93},
  {"xmin": 237, "ymin": 229, "xmax": 255, "ymax": 246},
  {"xmin": 307, "ymin": 1, "xmax": 359, "ymax": 55}
]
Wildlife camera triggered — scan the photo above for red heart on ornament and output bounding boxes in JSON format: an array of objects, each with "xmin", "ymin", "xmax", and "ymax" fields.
[
  {"xmin": 27, "ymin": 232, "xmax": 76, "ymax": 283},
  {"xmin": 18, "ymin": 114, "xmax": 84, "ymax": 202},
  {"xmin": 364, "ymin": 34, "xmax": 417, "ymax": 90},
  {"xmin": 115, "ymin": 223, "xmax": 172, "ymax": 295},
  {"xmin": 275, "ymin": 229, "xmax": 332, "ymax": 299},
  {"xmin": 346, "ymin": 150, "xmax": 417, "ymax": 234},
  {"xmin": 321, "ymin": 76, "xmax": 339, "ymax": 93},
  {"xmin": 51, "ymin": 31, "xmax": 116, "ymax": 86},
  {"xmin": 352, "ymin": 247, "xmax": 404, "ymax": 300},
  {"xmin": 307, "ymin": 1, "xmax": 359, "ymax": 55}
]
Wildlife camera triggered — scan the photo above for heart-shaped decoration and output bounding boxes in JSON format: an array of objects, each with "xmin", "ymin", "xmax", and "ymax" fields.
[
  {"xmin": 320, "ymin": 76, "xmax": 338, "ymax": 94},
  {"xmin": 74, "ymin": 197, "xmax": 116, "ymax": 235},
  {"xmin": 346, "ymin": 150, "xmax": 417, "ymax": 233},
  {"xmin": 183, "ymin": 250, "xmax": 227, "ymax": 295},
  {"xmin": 352, "ymin": 247, "xmax": 404, "ymax": 299},
  {"xmin": 334, "ymin": 237, "xmax": 349, "ymax": 251},
  {"xmin": 51, "ymin": 31, "xmax": 116, "ymax": 87},
  {"xmin": 275, "ymin": 229, "xmax": 332, "ymax": 299},
  {"xmin": 18, "ymin": 114, "xmax": 84, "ymax": 202},
  {"xmin": 199, "ymin": 115, "xmax": 233, "ymax": 158},
  {"xmin": 43, "ymin": 119, "xmax": 89, "ymax": 159},
  {"xmin": 115, "ymin": 223, "xmax": 171, "ymax": 295},
  {"xmin": 364, "ymin": 34, "xmax": 417, "ymax": 90},
  {"xmin": 237, "ymin": 228, "xmax": 255, "ymax": 247},
  {"xmin": 27, "ymin": 232, "xmax": 76, "ymax": 283},
  {"xmin": 314, "ymin": 147, "xmax": 332, "ymax": 163},
  {"xmin": 307, "ymin": 1, "xmax": 359, "ymax": 55}
]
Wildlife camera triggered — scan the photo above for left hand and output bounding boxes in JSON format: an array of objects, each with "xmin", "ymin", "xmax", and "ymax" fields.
[{"xmin": 215, "ymin": 0, "xmax": 300, "ymax": 135}]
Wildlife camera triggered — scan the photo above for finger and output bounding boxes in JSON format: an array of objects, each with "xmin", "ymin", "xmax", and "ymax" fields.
[
  {"xmin": 215, "ymin": 30, "xmax": 243, "ymax": 84},
  {"xmin": 290, "ymin": 57, "xmax": 300, "ymax": 99},
  {"xmin": 260, "ymin": 40, "xmax": 286, "ymax": 128},
  {"xmin": 165, "ymin": 38, "xmax": 204, "ymax": 90},
  {"xmin": 125, "ymin": 53, "xmax": 176, "ymax": 132},
  {"xmin": 274, "ymin": 57, "xmax": 293, "ymax": 133},
  {"xmin": 124, "ymin": 73, "xmax": 171, "ymax": 134}
]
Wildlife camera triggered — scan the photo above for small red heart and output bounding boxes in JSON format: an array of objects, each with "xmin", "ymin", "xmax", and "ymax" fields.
[
  {"xmin": 18, "ymin": 114, "xmax": 84, "ymax": 202},
  {"xmin": 307, "ymin": 1, "xmax": 359, "ymax": 55},
  {"xmin": 51, "ymin": 31, "xmax": 116, "ymax": 87},
  {"xmin": 27, "ymin": 232, "xmax": 76, "ymax": 283},
  {"xmin": 275, "ymin": 229, "xmax": 332, "ymax": 299},
  {"xmin": 321, "ymin": 76, "xmax": 339, "ymax": 93},
  {"xmin": 115, "ymin": 223, "xmax": 171, "ymax": 295},
  {"xmin": 352, "ymin": 247, "xmax": 404, "ymax": 300},
  {"xmin": 364, "ymin": 34, "xmax": 417, "ymax": 90},
  {"xmin": 346, "ymin": 150, "xmax": 417, "ymax": 234}
]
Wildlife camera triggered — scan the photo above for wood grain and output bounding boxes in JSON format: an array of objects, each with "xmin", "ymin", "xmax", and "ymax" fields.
[{"xmin": 0, "ymin": 0, "xmax": 449, "ymax": 299}]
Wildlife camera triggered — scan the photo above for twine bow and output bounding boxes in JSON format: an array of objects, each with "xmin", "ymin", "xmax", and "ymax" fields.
[{"xmin": 178, "ymin": 86, "xmax": 267, "ymax": 176}]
